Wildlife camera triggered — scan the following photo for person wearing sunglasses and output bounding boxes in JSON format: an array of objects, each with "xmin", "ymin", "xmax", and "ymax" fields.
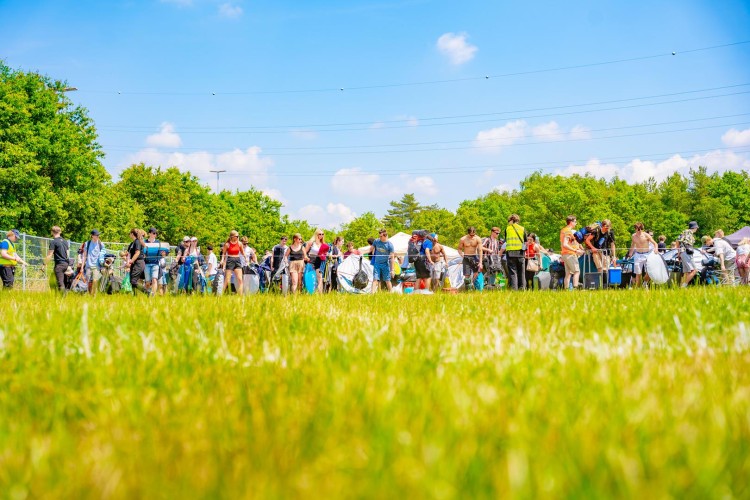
[
  {"xmin": 220, "ymin": 230, "xmax": 246, "ymax": 295},
  {"xmin": 284, "ymin": 233, "xmax": 308, "ymax": 294},
  {"xmin": 305, "ymin": 228, "xmax": 330, "ymax": 293}
]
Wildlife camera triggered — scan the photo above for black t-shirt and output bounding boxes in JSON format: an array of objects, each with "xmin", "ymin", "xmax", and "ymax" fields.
[
  {"xmin": 49, "ymin": 237, "xmax": 69, "ymax": 264},
  {"xmin": 128, "ymin": 239, "xmax": 145, "ymax": 261},
  {"xmin": 658, "ymin": 242, "xmax": 667, "ymax": 253},
  {"xmin": 590, "ymin": 227, "xmax": 615, "ymax": 250}
]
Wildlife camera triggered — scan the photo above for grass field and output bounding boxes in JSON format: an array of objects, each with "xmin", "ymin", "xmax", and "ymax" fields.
[{"xmin": 1, "ymin": 288, "xmax": 749, "ymax": 498}]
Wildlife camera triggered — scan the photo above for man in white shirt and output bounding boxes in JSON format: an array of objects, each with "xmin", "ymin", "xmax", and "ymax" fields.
[{"xmin": 711, "ymin": 230, "xmax": 737, "ymax": 284}]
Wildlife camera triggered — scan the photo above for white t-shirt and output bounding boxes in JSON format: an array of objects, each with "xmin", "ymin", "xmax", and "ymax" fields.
[
  {"xmin": 207, "ymin": 252, "xmax": 218, "ymax": 276},
  {"xmin": 713, "ymin": 239, "xmax": 736, "ymax": 261},
  {"xmin": 737, "ymin": 244, "xmax": 750, "ymax": 256}
]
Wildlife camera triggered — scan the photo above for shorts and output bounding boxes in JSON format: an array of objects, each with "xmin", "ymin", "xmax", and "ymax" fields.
[
  {"xmin": 737, "ymin": 253, "xmax": 749, "ymax": 270},
  {"xmin": 372, "ymin": 262, "xmax": 391, "ymax": 281},
  {"xmin": 145, "ymin": 263, "xmax": 160, "ymax": 282},
  {"xmin": 159, "ymin": 269, "xmax": 168, "ymax": 285},
  {"xmin": 431, "ymin": 261, "xmax": 445, "ymax": 281},
  {"xmin": 462, "ymin": 255, "xmax": 479, "ymax": 277},
  {"xmin": 225, "ymin": 257, "xmax": 242, "ymax": 271},
  {"xmin": 633, "ymin": 252, "xmax": 649, "ymax": 275},
  {"xmin": 84, "ymin": 266, "xmax": 102, "ymax": 282},
  {"xmin": 415, "ymin": 257, "xmax": 432, "ymax": 279},
  {"xmin": 562, "ymin": 254, "xmax": 580, "ymax": 274},
  {"xmin": 312, "ymin": 257, "xmax": 323, "ymax": 270},
  {"xmin": 289, "ymin": 260, "xmax": 305, "ymax": 274},
  {"xmin": 592, "ymin": 252, "xmax": 611, "ymax": 271},
  {"xmin": 681, "ymin": 250, "xmax": 695, "ymax": 273}
]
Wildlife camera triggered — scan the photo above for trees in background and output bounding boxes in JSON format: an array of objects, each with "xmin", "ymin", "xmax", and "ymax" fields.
[{"xmin": 4, "ymin": 64, "xmax": 749, "ymax": 252}]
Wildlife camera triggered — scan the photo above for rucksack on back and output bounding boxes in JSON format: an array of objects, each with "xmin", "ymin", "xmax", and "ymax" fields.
[{"xmin": 407, "ymin": 237, "xmax": 422, "ymax": 263}]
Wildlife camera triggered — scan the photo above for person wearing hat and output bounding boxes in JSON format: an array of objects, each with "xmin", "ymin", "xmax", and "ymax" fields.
[
  {"xmin": 81, "ymin": 229, "xmax": 106, "ymax": 295},
  {"xmin": 678, "ymin": 221, "xmax": 700, "ymax": 287},
  {"xmin": 45, "ymin": 226, "xmax": 71, "ymax": 293},
  {"xmin": 144, "ymin": 227, "xmax": 162, "ymax": 296},
  {"xmin": 0, "ymin": 230, "xmax": 29, "ymax": 289}
]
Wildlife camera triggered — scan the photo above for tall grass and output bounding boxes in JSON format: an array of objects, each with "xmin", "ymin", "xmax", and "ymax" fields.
[{"xmin": 0, "ymin": 288, "xmax": 748, "ymax": 498}]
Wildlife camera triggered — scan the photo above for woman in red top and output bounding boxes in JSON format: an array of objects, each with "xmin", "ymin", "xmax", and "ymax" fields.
[
  {"xmin": 524, "ymin": 233, "xmax": 550, "ymax": 290},
  {"xmin": 305, "ymin": 228, "xmax": 330, "ymax": 293},
  {"xmin": 220, "ymin": 230, "xmax": 246, "ymax": 295}
]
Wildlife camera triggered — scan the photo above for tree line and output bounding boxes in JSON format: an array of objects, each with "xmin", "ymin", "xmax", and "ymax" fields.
[{"xmin": 3, "ymin": 62, "xmax": 749, "ymax": 253}]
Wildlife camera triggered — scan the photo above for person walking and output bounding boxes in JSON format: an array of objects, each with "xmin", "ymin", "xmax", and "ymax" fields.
[
  {"xmin": 81, "ymin": 229, "xmax": 106, "ymax": 295},
  {"xmin": 270, "ymin": 236, "xmax": 288, "ymax": 278},
  {"xmin": 678, "ymin": 221, "xmax": 699, "ymax": 287},
  {"xmin": 0, "ymin": 230, "xmax": 28, "ymax": 289},
  {"xmin": 560, "ymin": 216, "xmax": 584, "ymax": 290},
  {"xmin": 626, "ymin": 222, "xmax": 658, "ymax": 288},
  {"xmin": 144, "ymin": 227, "xmax": 161, "ymax": 296},
  {"xmin": 429, "ymin": 234, "xmax": 447, "ymax": 291},
  {"xmin": 503, "ymin": 214, "xmax": 526, "ymax": 290},
  {"xmin": 125, "ymin": 228, "xmax": 146, "ymax": 294},
  {"xmin": 482, "ymin": 227, "xmax": 502, "ymax": 287},
  {"xmin": 328, "ymin": 236, "xmax": 344, "ymax": 292},
  {"xmin": 305, "ymin": 229, "xmax": 330, "ymax": 293},
  {"xmin": 735, "ymin": 237, "xmax": 750, "ymax": 285},
  {"xmin": 205, "ymin": 244, "xmax": 218, "ymax": 293},
  {"xmin": 524, "ymin": 233, "xmax": 550, "ymax": 290},
  {"xmin": 458, "ymin": 227, "xmax": 484, "ymax": 290},
  {"xmin": 44, "ymin": 226, "xmax": 71, "ymax": 293},
  {"xmin": 369, "ymin": 229, "xmax": 396, "ymax": 293},
  {"xmin": 284, "ymin": 233, "xmax": 308, "ymax": 294},
  {"xmin": 221, "ymin": 230, "xmax": 246, "ymax": 295},
  {"xmin": 583, "ymin": 219, "xmax": 617, "ymax": 286},
  {"xmin": 712, "ymin": 230, "xmax": 738, "ymax": 284}
]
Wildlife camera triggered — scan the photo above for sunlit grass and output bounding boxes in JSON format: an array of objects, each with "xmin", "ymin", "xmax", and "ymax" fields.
[{"xmin": 1, "ymin": 288, "xmax": 749, "ymax": 498}]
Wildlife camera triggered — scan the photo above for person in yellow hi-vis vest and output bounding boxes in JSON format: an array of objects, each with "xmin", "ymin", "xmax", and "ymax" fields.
[
  {"xmin": 503, "ymin": 214, "xmax": 526, "ymax": 291},
  {"xmin": 1, "ymin": 229, "xmax": 29, "ymax": 289}
]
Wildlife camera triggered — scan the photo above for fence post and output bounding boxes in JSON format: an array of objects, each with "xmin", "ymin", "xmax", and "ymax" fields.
[{"xmin": 22, "ymin": 232, "xmax": 27, "ymax": 291}]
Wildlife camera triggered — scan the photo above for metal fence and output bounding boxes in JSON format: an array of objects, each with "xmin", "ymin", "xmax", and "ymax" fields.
[{"xmin": 1, "ymin": 231, "xmax": 165, "ymax": 291}]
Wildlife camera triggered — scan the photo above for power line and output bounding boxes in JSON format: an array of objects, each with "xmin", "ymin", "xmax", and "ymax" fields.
[
  {"xmin": 100, "ymin": 113, "xmax": 750, "ymax": 152},
  {"xmin": 98, "ymin": 82, "xmax": 750, "ymax": 132},
  {"xmin": 102, "ymin": 120, "xmax": 750, "ymax": 155},
  {"xmin": 83, "ymin": 40, "xmax": 750, "ymax": 96},
  {"xmin": 188, "ymin": 145, "xmax": 750, "ymax": 177}
]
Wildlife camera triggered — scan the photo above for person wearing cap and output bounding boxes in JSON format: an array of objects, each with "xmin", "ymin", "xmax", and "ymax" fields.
[
  {"xmin": 81, "ymin": 229, "xmax": 106, "ymax": 295},
  {"xmin": 45, "ymin": 226, "xmax": 71, "ymax": 293},
  {"xmin": 0, "ymin": 230, "xmax": 29, "ymax": 289},
  {"xmin": 678, "ymin": 221, "xmax": 699, "ymax": 287},
  {"xmin": 369, "ymin": 229, "xmax": 396, "ymax": 292},
  {"xmin": 144, "ymin": 227, "xmax": 162, "ymax": 296}
]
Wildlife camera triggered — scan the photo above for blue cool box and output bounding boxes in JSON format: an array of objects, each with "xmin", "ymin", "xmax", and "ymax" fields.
[{"xmin": 608, "ymin": 267, "xmax": 622, "ymax": 285}]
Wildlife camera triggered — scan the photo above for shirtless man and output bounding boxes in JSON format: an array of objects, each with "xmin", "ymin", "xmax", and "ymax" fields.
[
  {"xmin": 626, "ymin": 222, "xmax": 658, "ymax": 288},
  {"xmin": 429, "ymin": 233, "xmax": 447, "ymax": 291},
  {"xmin": 457, "ymin": 226, "xmax": 483, "ymax": 289}
]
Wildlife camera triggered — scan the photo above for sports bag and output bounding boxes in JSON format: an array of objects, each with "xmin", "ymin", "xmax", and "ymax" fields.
[
  {"xmin": 407, "ymin": 237, "xmax": 422, "ymax": 264},
  {"xmin": 352, "ymin": 255, "xmax": 368, "ymax": 290}
]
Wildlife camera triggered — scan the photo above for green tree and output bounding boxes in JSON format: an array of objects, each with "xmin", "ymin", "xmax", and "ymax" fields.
[
  {"xmin": 0, "ymin": 62, "xmax": 109, "ymax": 238},
  {"xmin": 340, "ymin": 212, "xmax": 382, "ymax": 247},
  {"xmin": 382, "ymin": 193, "xmax": 424, "ymax": 231}
]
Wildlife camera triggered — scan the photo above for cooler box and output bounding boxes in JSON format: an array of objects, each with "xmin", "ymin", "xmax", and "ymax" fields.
[
  {"xmin": 584, "ymin": 273, "xmax": 601, "ymax": 290},
  {"xmin": 608, "ymin": 267, "xmax": 622, "ymax": 285}
]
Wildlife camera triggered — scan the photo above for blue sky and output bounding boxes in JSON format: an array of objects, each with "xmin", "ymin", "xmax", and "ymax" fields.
[{"xmin": 2, "ymin": 0, "xmax": 750, "ymax": 228}]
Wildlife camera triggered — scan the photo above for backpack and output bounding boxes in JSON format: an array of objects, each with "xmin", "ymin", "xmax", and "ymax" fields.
[
  {"xmin": 407, "ymin": 236, "xmax": 422, "ymax": 263},
  {"xmin": 574, "ymin": 222, "xmax": 601, "ymax": 244},
  {"xmin": 352, "ymin": 255, "xmax": 368, "ymax": 290}
]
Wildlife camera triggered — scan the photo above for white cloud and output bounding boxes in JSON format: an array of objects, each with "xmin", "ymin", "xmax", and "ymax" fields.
[
  {"xmin": 557, "ymin": 150, "xmax": 750, "ymax": 183},
  {"xmin": 531, "ymin": 121, "xmax": 565, "ymax": 141},
  {"xmin": 492, "ymin": 183, "xmax": 515, "ymax": 194},
  {"xmin": 331, "ymin": 167, "xmax": 438, "ymax": 199},
  {"xmin": 123, "ymin": 146, "xmax": 275, "ymax": 193},
  {"xmin": 436, "ymin": 32, "xmax": 478, "ymax": 65},
  {"xmin": 569, "ymin": 124, "xmax": 592, "ymax": 140},
  {"xmin": 722, "ymin": 127, "xmax": 750, "ymax": 147},
  {"xmin": 261, "ymin": 188, "xmax": 287, "ymax": 206},
  {"xmin": 218, "ymin": 2, "xmax": 243, "ymax": 18},
  {"xmin": 146, "ymin": 122, "xmax": 182, "ymax": 148},
  {"xmin": 296, "ymin": 203, "xmax": 356, "ymax": 229},
  {"xmin": 473, "ymin": 120, "xmax": 527, "ymax": 152}
]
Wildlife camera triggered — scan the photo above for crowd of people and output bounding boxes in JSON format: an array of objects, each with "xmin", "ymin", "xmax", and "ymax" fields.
[{"xmin": 1, "ymin": 215, "xmax": 748, "ymax": 294}]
